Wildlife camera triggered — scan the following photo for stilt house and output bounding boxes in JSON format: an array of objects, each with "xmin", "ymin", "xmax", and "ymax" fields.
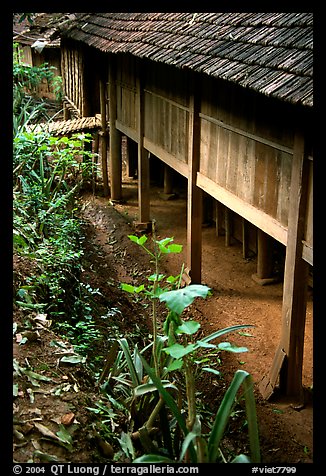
[{"xmin": 53, "ymin": 13, "xmax": 313, "ymax": 399}]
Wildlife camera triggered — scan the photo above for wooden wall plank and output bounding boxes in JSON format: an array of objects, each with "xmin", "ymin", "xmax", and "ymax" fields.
[
  {"xmin": 143, "ymin": 138, "xmax": 189, "ymax": 178},
  {"xmin": 197, "ymin": 172, "xmax": 288, "ymax": 245}
]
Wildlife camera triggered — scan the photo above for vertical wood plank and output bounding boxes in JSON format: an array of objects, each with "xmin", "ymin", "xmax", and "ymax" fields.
[
  {"xmin": 136, "ymin": 60, "xmax": 150, "ymax": 224},
  {"xmin": 187, "ymin": 74, "xmax": 202, "ymax": 284},
  {"xmin": 99, "ymin": 78, "xmax": 109, "ymax": 197},
  {"xmin": 109, "ymin": 58, "xmax": 122, "ymax": 201}
]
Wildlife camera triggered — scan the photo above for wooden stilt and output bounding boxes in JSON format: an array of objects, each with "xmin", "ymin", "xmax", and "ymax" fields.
[
  {"xmin": 164, "ymin": 164, "xmax": 174, "ymax": 195},
  {"xmin": 135, "ymin": 61, "xmax": 151, "ymax": 231},
  {"xmin": 251, "ymin": 229, "xmax": 278, "ymax": 285},
  {"xmin": 225, "ymin": 207, "xmax": 232, "ymax": 247},
  {"xmin": 256, "ymin": 229, "xmax": 273, "ymax": 278},
  {"xmin": 109, "ymin": 61, "xmax": 122, "ymax": 202},
  {"xmin": 99, "ymin": 79, "xmax": 109, "ymax": 197},
  {"xmin": 242, "ymin": 218, "xmax": 248, "ymax": 259},
  {"xmin": 260, "ymin": 130, "xmax": 309, "ymax": 400},
  {"xmin": 215, "ymin": 201, "xmax": 224, "ymax": 237},
  {"xmin": 126, "ymin": 137, "xmax": 138, "ymax": 178},
  {"xmin": 187, "ymin": 76, "xmax": 202, "ymax": 284}
]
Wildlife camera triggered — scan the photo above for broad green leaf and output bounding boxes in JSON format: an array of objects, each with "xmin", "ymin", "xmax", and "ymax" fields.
[
  {"xmin": 119, "ymin": 431, "xmax": 135, "ymax": 460},
  {"xmin": 133, "ymin": 454, "xmax": 175, "ymax": 463},
  {"xmin": 156, "ymin": 237, "xmax": 173, "ymax": 247},
  {"xmin": 163, "ymin": 343, "xmax": 196, "ymax": 359},
  {"xmin": 121, "ymin": 283, "xmax": 136, "ymax": 293},
  {"xmin": 176, "ymin": 320, "xmax": 200, "ymax": 335},
  {"xmin": 56, "ymin": 424, "xmax": 73, "ymax": 448},
  {"xmin": 135, "ymin": 285, "xmax": 145, "ymax": 293},
  {"xmin": 128, "ymin": 234, "xmax": 147, "ymax": 246},
  {"xmin": 148, "ymin": 273, "xmax": 165, "ymax": 282},
  {"xmin": 167, "ymin": 243, "xmax": 183, "ymax": 253},
  {"xmin": 137, "ymin": 235, "xmax": 148, "ymax": 246},
  {"xmin": 159, "ymin": 284, "xmax": 211, "ymax": 315},
  {"xmin": 166, "ymin": 275, "xmax": 179, "ymax": 284},
  {"xmin": 166, "ymin": 359, "xmax": 183, "ymax": 372},
  {"xmin": 218, "ymin": 342, "xmax": 248, "ymax": 353}
]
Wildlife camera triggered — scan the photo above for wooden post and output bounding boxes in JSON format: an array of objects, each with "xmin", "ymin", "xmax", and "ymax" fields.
[
  {"xmin": 251, "ymin": 229, "xmax": 278, "ymax": 285},
  {"xmin": 187, "ymin": 74, "xmax": 202, "ymax": 284},
  {"xmin": 259, "ymin": 130, "xmax": 309, "ymax": 400},
  {"xmin": 215, "ymin": 201, "xmax": 224, "ymax": 237},
  {"xmin": 99, "ymin": 79, "xmax": 109, "ymax": 197},
  {"xmin": 108, "ymin": 60, "xmax": 122, "ymax": 202},
  {"xmin": 135, "ymin": 61, "xmax": 151, "ymax": 230},
  {"xmin": 256, "ymin": 230, "xmax": 273, "ymax": 278},
  {"xmin": 164, "ymin": 164, "xmax": 174, "ymax": 195},
  {"xmin": 126, "ymin": 137, "xmax": 138, "ymax": 178},
  {"xmin": 225, "ymin": 207, "xmax": 232, "ymax": 246},
  {"xmin": 242, "ymin": 218, "xmax": 249, "ymax": 259}
]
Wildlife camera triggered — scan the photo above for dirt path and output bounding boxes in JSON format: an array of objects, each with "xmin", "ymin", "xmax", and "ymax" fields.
[
  {"xmin": 13, "ymin": 181, "xmax": 313, "ymax": 464},
  {"xmin": 81, "ymin": 170, "xmax": 313, "ymax": 463}
]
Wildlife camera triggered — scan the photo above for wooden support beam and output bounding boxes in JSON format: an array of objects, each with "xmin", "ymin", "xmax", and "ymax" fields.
[
  {"xmin": 164, "ymin": 164, "xmax": 174, "ymax": 195},
  {"xmin": 99, "ymin": 79, "xmax": 109, "ymax": 197},
  {"xmin": 257, "ymin": 230, "xmax": 273, "ymax": 278},
  {"xmin": 260, "ymin": 130, "xmax": 309, "ymax": 400},
  {"xmin": 126, "ymin": 137, "xmax": 138, "ymax": 178},
  {"xmin": 187, "ymin": 75, "xmax": 202, "ymax": 284},
  {"xmin": 251, "ymin": 229, "xmax": 278, "ymax": 285},
  {"xmin": 242, "ymin": 218, "xmax": 248, "ymax": 259},
  {"xmin": 215, "ymin": 202, "xmax": 224, "ymax": 237},
  {"xmin": 224, "ymin": 207, "xmax": 232, "ymax": 247},
  {"xmin": 108, "ymin": 61, "xmax": 122, "ymax": 202},
  {"xmin": 135, "ymin": 62, "xmax": 151, "ymax": 228}
]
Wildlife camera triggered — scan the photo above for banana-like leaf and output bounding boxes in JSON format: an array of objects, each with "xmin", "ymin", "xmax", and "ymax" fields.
[
  {"xmin": 133, "ymin": 345, "xmax": 143, "ymax": 383},
  {"xmin": 139, "ymin": 355, "xmax": 197, "ymax": 463},
  {"xmin": 117, "ymin": 338, "xmax": 141, "ymax": 387},
  {"xmin": 200, "ymin": 324, "xmax": 255, "ymax": 344},
  {"xmin": 208, "ymin": 370, "xmax": 260, "ymax": 463},
  {"xmin": 134, "ymin": 381, "xmax": 177, "ymax": 397}
]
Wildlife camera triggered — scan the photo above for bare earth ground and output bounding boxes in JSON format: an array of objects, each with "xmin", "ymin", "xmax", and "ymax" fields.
[{"xmin": 13, "ymin": 173, "xmax": 314, "ymax": 465}]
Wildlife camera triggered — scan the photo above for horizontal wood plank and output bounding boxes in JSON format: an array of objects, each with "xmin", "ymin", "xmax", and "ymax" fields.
[{"xmin": 196, "ymin": 172, "xmax": 288, "ymax": 245}]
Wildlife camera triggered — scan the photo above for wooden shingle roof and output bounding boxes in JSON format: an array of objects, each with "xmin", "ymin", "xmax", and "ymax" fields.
[
  {"xmin": 13, "ymin": 13, "xmax": 75, "ymax": 47},
  {"xmin": 60, "ymin": 12, "xmax": 313, "ymax": 107},
  {"xmin": 61, "ymin": 13, "xmax": 313, "ymax": 106}
]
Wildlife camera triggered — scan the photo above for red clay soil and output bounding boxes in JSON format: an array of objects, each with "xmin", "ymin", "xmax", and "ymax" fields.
[{"xmin": 13, "ymin": 175, "xmax": 313, "ymax": 464}]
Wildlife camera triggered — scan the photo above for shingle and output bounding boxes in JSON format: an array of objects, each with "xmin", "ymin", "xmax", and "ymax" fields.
[{"xmin": 34, "ymin": 12, "xmax": 313, "ymax": 106}]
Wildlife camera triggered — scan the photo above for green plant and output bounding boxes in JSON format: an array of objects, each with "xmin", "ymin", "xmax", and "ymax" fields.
[
  {"xmin": 13, "ymin": 42, "xmax": 61, "ymax": 99},
  {"xmin": 98, "ymin": 230, "xmax": 260, "ymax": 463}
]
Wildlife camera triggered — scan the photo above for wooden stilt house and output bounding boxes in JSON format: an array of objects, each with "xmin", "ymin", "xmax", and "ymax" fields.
[{"xmin": 53, "ymin": 12, "xmax": 313, "ymax": 399}]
